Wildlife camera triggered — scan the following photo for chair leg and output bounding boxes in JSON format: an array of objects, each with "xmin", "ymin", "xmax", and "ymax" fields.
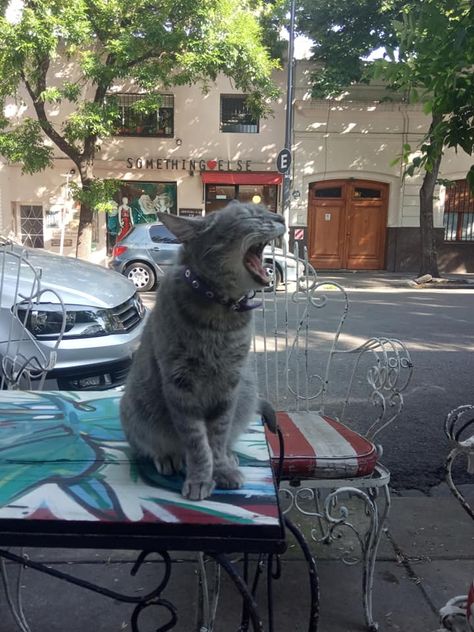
[
  {"xmin": 317, "ymin": 486, "xmax": 381, "ymax": 631},
  {"xmin": 284, "ymin": 517, "xmax": 320, "ymax": 632},
  {"xmin": 361, "ymin": 485, "xmax": 390, "ymax": 632},
  {"xmin": 195, "ymin": 553, "xmax": 221, "ymax": 632}
]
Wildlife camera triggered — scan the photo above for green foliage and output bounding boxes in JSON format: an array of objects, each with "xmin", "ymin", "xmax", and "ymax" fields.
[
  {"xmin": 0, "ymin": 0, "xmax": 280, "ymax": 175},
  {"xmin": 298, "ymin": 0, "xmax": 402, "ymax": 98},
  {"xmin": 69, "ymin": 179, "xmax": 121, "ymax": 214},
  {"xmin": 0, "ymin": 118, "xmax": 53, "ymax": 174},
  {"xmin": 63, "ymin": 101, "xmax": 120, "ymax": 144},
  {"xmin": 298, "ymin": 0, "xmax": 473, "ymax": 187}
]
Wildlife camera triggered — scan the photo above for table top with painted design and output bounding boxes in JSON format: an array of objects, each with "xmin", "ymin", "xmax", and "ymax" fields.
[{"xmin": 0, "ymin": 391, "xmax": 284, "ymax": 553}]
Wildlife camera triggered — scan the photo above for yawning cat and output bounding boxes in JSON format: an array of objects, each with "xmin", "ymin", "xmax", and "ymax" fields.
[{"xmin": 120, "ymin": 201, "xmax": 285, "ymax": 500}]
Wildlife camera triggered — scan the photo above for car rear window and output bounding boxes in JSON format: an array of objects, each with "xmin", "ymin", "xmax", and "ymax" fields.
[{"xmin": 149, "ymin": 224, "xmax": 180, "ymax": 244}]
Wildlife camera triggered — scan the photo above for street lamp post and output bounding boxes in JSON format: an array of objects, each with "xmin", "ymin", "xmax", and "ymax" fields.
[{"xmin": 282, "ymin": 0, "xmax": 296, "ymax": 239}]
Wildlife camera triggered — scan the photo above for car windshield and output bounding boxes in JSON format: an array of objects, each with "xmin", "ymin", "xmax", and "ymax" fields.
[{"xmin": 149, "ymin": 224, "xmax": 179, "ymax": 244}]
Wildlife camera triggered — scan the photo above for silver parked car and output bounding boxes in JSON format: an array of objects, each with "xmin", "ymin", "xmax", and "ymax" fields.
[
  {"xmin": 0, "ymin": 242, "xmax": 147, "ymax": 390},
  {"xmin": 110, "ymin": 222, "xmax": 308, "ymax": 292}
]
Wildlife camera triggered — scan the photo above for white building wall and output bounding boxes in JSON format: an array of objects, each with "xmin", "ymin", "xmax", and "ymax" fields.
[
  {"xmin": 1, "ymin": 68, "xmax": 287, "ymax": 262},
  {"xmin": 0, "ymin": 56, "xmax": 471, "ymax": 270},
  {"xmin": 291, "ymin": 61, "xmax": 471, "ymax": 231}
]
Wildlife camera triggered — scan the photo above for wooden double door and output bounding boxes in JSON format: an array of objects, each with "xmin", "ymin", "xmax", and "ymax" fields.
[{"xmin": 308, "ymin": 179, "xmax": 389, "ymax": 270}]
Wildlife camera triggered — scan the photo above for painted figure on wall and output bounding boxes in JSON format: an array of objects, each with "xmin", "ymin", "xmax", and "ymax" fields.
[
  {"xmin": 106, "ymin": 181, "xmax": 177, "ymax": 252},
  {"xmin": 116, "ymin": 196, "xmax": 134, "ymax": 242},
  {"xmin": 107, "ymin": 200, "xmax": 119, "ymax": 248}
]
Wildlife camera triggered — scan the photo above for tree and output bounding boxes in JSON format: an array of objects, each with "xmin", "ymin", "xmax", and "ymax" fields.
[
  {"xmin": 0, "ymin": 0, "xmax": 279, "ymax": 258},
  {"xmin": 298, "ymin": 0, "xmax": 474, "ymax": 276}
]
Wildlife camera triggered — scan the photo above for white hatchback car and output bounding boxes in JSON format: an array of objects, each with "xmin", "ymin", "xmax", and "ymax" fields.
[{"xmin": 0, "ymin": 242, "xmax": 147, "ymax": 390}]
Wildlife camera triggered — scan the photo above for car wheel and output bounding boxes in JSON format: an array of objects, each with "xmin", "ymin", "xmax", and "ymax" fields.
[
  {"xmin": 263, "ymin": 262, "xmax": 282, "ymax": 292},
  {"xmin": 124, "ymin": 262, "xmax": 156, "ymax": 292}
]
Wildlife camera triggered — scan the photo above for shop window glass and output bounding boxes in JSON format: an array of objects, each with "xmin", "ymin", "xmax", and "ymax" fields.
[
  {"xmin": 444, "ymin": 179, "xmax": 474, "ymax": 241},
  {"xmin": 205, "ymin": 185, "xmax": 277, "ymax": 213},
  {"xmin": 106, "ymin": 181, "xmax": 177, "ymax": 253},
  {"xmin": 314, "ymin": 187, "xmax": 342, "ymax": 198},
  {"xmin": 354, "ymin": 187, "xmax": 381, "ymax": 199},
  {"xmin": 206, "ymin": 186, "xmax": 236, "ymax": 202},
  {"xmin": 220, "ymin": 96, "xmax": 259, "ymax": 133},
  {"xmin": 113, "ymin": 94, "xmax": 174, "ymax": 137},
  {"xmin": 238, "ymin": 185, "xmax": 277, "ymax": 211}
]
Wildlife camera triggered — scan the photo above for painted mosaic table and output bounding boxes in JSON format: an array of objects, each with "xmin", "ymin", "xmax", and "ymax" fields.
[{"xmin": 0, "ymin": 390, "xmax": 286, "ymax": 631}]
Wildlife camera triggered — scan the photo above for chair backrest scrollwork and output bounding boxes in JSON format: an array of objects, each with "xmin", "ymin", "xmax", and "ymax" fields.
[
  {"xmin": 0, "ymin": 243, "xmax": 67, "ymax": 390},
  {"xmin": 253, "ymin": 243, "xmax": 413, "ymax": 440}
]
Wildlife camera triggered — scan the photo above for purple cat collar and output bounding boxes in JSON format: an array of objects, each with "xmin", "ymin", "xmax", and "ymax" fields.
[{"xmin": 183, "ymin": 268, "xmax": 262, "ymax": 312}]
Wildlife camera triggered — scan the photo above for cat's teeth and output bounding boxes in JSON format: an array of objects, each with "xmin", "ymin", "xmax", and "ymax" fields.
[{"xmin": 244, "ymin": 251, "xmax": 270, "ymax": 283}]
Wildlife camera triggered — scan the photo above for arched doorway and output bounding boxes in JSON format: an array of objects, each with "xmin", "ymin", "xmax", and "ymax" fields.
[{"xmin": 307, "ymin": 179, "xmax": 389, "ymax": 270}]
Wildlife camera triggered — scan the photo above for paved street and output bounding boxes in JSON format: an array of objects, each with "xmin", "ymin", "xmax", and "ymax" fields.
[
  {"xmin": 324, "ymin": 286, "xmax": 474, "ymax": 491},
  {"xmin": 142, "ymin": 282, "xmax": 474, "ymax": 492}
]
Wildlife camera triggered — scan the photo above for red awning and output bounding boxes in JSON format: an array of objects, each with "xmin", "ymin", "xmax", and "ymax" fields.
[{"xmin": 200, "ymin": 172, "xmax": 283, "ymax": 185}]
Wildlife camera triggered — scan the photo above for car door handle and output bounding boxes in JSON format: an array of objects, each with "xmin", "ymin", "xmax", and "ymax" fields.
[{"xmin": 152, "ymin": 247, "xmax": 160, "ymax": 251}]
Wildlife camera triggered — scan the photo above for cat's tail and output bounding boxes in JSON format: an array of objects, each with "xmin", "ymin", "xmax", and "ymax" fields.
[{"xmin": 259, "ymin": 398, "xmax": 277, "ymax": 434}]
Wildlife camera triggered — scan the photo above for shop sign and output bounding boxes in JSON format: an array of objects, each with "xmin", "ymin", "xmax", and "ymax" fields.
[
  {"xmin": 126, "ymin": 157, "xmax": 252, "ymax": 172},
  {"xmin": 179, "ymin": 208, "xmax": 203, "ymax": 217}
]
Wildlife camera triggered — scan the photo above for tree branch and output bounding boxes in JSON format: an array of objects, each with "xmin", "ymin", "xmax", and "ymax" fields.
[
  {"xmin": 22, "ymin": 71, "xmax": 81, "ymax": 165},
  {"xmin": 122, "ymin": 49, "xmax": 166, "ymax": 71}
]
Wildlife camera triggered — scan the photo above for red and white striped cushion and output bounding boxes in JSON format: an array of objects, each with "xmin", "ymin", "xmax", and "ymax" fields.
[
  {"xmin": 265, "ymin": 411, "xmax": 378, "ymax": 480},
  {"xmin": 467, "ymin": 579, "xmax": 474, "ymax": 631}
]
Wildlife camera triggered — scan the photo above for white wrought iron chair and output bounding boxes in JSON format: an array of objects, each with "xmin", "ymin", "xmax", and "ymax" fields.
[
  {"xmin": 0, "ymin": 240, "xmax": 67, "ymax": 632},
  {"xmin": 0, "ymin": 241, "xmax": 66, "ymax": 390},
  {"xmin": 436, "ymin": 405, "xmax": 474, "ymax": 632},
  {"xmin": 253, "ymin": 244, "xmax": 413, "ymax": 632}
]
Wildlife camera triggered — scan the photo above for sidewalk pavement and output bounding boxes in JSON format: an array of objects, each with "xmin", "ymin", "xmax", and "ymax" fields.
[
  {"xmin": 1, "ymin": 484, "xmax": 472, "ymax": 632},
  {"xmin": 317, "ymin": 270, "xmax": 474, "ymax": 290}
]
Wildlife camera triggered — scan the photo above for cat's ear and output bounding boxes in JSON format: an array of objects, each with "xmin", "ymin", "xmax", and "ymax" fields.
[{"xmin": 157, "ymin": 212, "xmax": 204, "ymax": 242}]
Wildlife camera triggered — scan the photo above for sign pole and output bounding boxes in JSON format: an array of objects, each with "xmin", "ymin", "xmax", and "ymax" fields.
[{"xmin": 282, "ymin": 0, "xmax": 296, "ymax": 244}]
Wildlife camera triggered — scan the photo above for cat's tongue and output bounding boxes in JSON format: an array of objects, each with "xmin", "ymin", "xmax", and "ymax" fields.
[{"xmin": 244, "ymin": 251, "xmax": 270, "ymax": 284}]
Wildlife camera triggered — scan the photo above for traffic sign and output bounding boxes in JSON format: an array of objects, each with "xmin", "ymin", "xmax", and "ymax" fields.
[{"xmin": 276, "ymin": 148, "xmax": 291, "ymax": 174}]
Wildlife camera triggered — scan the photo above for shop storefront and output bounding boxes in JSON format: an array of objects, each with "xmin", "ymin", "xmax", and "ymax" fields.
[
  {"xmin": 104, "ymin": 158, "xmax": 283, "ymax": 251},
  {"xmin": 201, "ymin": 172, "xmax": 282, "ymax": 213}
]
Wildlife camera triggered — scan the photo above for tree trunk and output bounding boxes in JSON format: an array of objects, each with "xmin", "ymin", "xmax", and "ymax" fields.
[
  {"xmin": 419, "ymin": 154, "xmax": 442, "ymax": 277},
  {"xmin": 76, "ymin": 162, "xmax": 95, "ymax": 260}
]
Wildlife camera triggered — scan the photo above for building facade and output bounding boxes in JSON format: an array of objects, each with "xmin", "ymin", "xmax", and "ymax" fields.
[
  {"xmin": 0, "ymin": 70, "xmax": 287, "ymax": 264},
  {"xmin": 0, "ymin": 60, "xmax": 472, "ymax": 272},
  {"xmin": 288, "ymin": 62, "xmax": 473, "ymax": 273}
]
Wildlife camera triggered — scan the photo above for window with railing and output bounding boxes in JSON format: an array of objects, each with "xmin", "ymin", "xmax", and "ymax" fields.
[
  {"xmin": 443, "ymin": 179, "xmax": 474, "ymax": 242},
  {"xmin": 114, "ymin": 94, "xmax": 174, "ymax": 137},
  {"xmin": 220, "ymin": 95, "xmax": 259, "ymax": 133}
]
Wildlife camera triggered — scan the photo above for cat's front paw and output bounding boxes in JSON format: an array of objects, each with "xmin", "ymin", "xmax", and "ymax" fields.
[
  {"xmin": 154, "ymin": 454, "xmax": 185, "ymax": 476},
  {"xmin": 214, "ymin": 465, "xmax": 244, "ymax": 490},
  {"xmin": 182, "ymin": 478, "xmax": 216, "ymax": 501}
]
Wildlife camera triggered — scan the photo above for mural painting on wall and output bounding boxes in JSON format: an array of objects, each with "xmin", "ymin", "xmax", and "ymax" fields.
[{"xmin": 107, "ymin": 181, "xmax": 177, "ymax": 248}]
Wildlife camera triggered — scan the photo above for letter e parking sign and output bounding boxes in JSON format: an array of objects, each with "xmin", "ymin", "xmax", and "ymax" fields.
[{"xmin": 276, "ymin": 148, "xmax": 291, "ymax": 174}]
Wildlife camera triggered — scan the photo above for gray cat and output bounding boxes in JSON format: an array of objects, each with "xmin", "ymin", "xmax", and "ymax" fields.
[{"xmin": 120, "ymin": 201, "xmax": 284, "ymax": 501}]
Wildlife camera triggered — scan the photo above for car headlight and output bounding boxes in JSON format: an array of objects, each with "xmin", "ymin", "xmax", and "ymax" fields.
[{"xmin": 14, "ymin": 303, "xmax": 127, "ymax": 340}]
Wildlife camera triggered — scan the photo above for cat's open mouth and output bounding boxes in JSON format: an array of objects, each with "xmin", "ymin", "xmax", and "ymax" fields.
[{"xmin": 244, "ymin": 242, "xmax": 271, "ymax": 285}]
